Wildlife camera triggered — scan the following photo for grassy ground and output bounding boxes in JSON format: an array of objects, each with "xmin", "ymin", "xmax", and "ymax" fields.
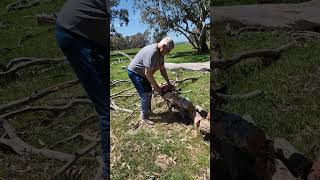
[
  {"xmin": 213, "ymin": 22, "xmax": 320, "ymax": 160},
  {"xmin": 110, "ymin": 43, "xmax": 210, "ymax": 179},
  {"xmin": 0, "ymin": 1, "xmax": 210, "ymax": 179},
  {"xmin": 0, "ymin": 0, "xmax": 103, "ymax": 179}
]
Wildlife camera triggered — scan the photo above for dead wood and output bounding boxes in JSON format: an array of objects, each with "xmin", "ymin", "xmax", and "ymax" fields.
[
  {"xmin": 36, "ymin": 13, "xmax": 57, "ymax": 25},
  {"xmin": 173, "ymin": 76, "xmax": 200, "ymax": 84},
  {"xmin": 226, "ymin": 23, "xmax": 268, "ymax": 37},
  {"xmin": 94, "ymin": 155, "xmax": 104, "ymax": 180},
  {"xmin": 0, "ymin": 118, "xmax": 74, "ymax": 162},
  {"xmin": 110, "ymin": 87, "xmax": 135, "ymax": 97},
  {"xmin": 111, "ymin": 51, "xmax": 133, "ymax": 61},
  {"xmin": 52, "ymin": 141, "xmax": 100, "ymax": 179},
  {"xmin": 6, "ymin": 0, "xmax": 40, "ymax": 12},
  {"xmin": 110, "ymin": 100, "xmax": 133, "ymax": 113},
  {"xmin": 164, "ymin": 61, "xmax": 210, "ymax": 72},
  {"xmin": 70, "ymin": 113, "xmax": 98, "ymax": 132},
  {"xmin": 0, "ymin": 79, "xmax": 79, "ymax": 113},
  {"xmin": 110, "ymin": 79, "xmax": 129, "ymax": 87},
  {"xmin": 49, "ymin": 133, "xmax": 97, "ymax": 149},
  {"xmin": 212, "ymin": 42, "xmax": 295, "ymax": 69},
  {"xmin": 0, "ymin": 57, "xmax": 66, "ymax": 77},
  {"xmin": 0, "ymin": 99, "xmax": 92, "ymax": 119},
  {"xmin": 289, "ymin": 30, "xmax": 320, "ymax": 39},
  {"xmin": 110, "ymin": 93, "xmax": 137, "ymax": 100},
  {"xmin": 216, "ymin": 90, "xmax": 263, "ymax": 101}
]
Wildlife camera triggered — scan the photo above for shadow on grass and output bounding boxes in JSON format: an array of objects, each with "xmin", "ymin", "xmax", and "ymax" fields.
[{"xmin": 150, "ymin": 110, "xmax": 193, "ymax": 126}]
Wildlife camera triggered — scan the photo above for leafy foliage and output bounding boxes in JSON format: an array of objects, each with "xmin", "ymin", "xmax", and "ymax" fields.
[{"xmin": 133, "ymin": 0, "xmax": 210, "ymax": 52}]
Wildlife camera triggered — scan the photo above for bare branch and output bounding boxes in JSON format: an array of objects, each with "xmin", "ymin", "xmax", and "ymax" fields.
[
  {"xmin": 0, "ymin": 57, "xmax": 66, "ymax": 77},
  {"xmin": 211, "ymin": 42, "xmax": 295, "ymax": 69},
  {"xmin": 0, "ymin": 99, "xmax": 92, "ymax": 119},
  {"xmin": 0, "ymin": 118, "xmax": 74, "ymax": 162},
  {"xmin": 216, "ymin": 90, "xmax": 263, "ymax": 101},
  {"xmin": 0, "ymin": 79, "xmax": 79, "ymax": 113}
]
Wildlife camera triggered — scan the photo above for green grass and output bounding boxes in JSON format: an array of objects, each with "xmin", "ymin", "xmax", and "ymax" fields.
[
  {"xmin": 0, "ymin": 0, "xmax": 100, "ymax": 179},
  {"xmin": 213, "ymin": 22, "xmax": 320, "ymax": 160},
  {"xmin": 110, "ymin": 43, "xmax": 210, "ymax": 179}
]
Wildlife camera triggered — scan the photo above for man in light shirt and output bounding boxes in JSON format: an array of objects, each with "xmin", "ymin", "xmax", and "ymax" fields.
[{"xmin": 127, "ymin": 37, "xmax": 174, "ymax": 125}]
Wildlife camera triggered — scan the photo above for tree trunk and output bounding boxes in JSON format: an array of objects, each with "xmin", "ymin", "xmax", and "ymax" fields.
[{"xmin": 197, "ymin": 24, "xmax": 209, "ymax": 53}]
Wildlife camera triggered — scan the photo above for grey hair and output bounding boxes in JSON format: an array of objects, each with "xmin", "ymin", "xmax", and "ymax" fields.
[{"xmin": 159, "ymin": 36, "xmax": 174, "ymax": 50}]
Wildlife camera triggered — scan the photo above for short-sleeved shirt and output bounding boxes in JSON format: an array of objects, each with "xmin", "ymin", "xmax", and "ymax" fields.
[
  {"xmin": 128, "ymin": 43, "xmax": 164, "ymax": 77},
  {"xmin": 57, "ymin": 0, "xmax": 108, "ymax": 49}
]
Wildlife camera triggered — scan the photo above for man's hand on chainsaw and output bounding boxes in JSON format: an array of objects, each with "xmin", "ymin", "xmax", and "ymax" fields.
[
  {"xmin": 160, "ymin": 83, "xmax": 176, "ymax": 96},
  {"xmin": 154, "ymin": 86, "xmax": 162, "ymax": 94}
]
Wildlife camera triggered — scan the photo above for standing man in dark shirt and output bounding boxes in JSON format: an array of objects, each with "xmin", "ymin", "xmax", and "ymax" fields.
[{"xmin": 55, "ymin": 0, "xmax": 109, "ymax": 179}]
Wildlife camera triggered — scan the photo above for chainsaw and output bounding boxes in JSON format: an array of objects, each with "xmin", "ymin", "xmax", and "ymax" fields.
[{"xmin": 159, "ymin": 84, "xmax": 181, "ymax": 96}]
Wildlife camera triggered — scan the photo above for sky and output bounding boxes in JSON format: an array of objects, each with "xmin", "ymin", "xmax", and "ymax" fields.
[{"xmin": 112, "ymin": 0, "xmax": 188, "ymax": 43}]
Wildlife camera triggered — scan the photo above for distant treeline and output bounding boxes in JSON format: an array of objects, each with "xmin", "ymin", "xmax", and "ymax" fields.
[{"xmin": 110, "ymin": 31, "xmax": 150, "ymax": 50}]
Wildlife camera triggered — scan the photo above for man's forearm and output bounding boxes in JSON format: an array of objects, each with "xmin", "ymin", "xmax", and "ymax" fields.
[
  {"xmin": 160, "ymin": 66, "xmax": 170, "ymax": 84},
  {"xmin": 146, "ymin": 73, "xmax": 160, "ymax": 89}
]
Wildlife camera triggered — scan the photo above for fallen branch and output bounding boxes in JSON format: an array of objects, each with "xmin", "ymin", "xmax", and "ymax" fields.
[
  {"xmin": 290, "ymin": 30, "xmax": 320, "ymax": 39},
  {"xmin": 110, "ymin": 93, "xmax": 137, "ymax": 100},
  {"xmin": 111, "ymin": 51, "xmax": 132, "ymax": 61},
  {"xmin": 211, "ymin": 42, "xmax": 295, "ymax": 69},
  {"xmin": 226, "ymin": 23, "xmax": 268, "ymax": 37},
  {"xmin": 49, "ymin": 133, "xmax": 97, "ymax": 149},
  {"xmin": 0, "ymin": 118, "xmax": 74, "ymax": 162},
  {"xmin": 0, "ymin": 99, "xmax": 92, "ymax": 119},
  {"xmin": 6, "ymin": 0, "xmax": 40, "ymax": 12},
  {"xmin": 52, "ymin": 141, "xmax": 100, "ymax": 179},
  {"xmin": 173, "ymin": 76, "xmax": 200, "ymax": 84},
  {"xmin": 110, "ymin": 87, "xmax": 135, "ymax": 97},
  {"xmin": 36, "ymin": 13, "xmax": 57, "ymax": 25},
  {"xmin": 0, "ymin": 57, "xmax": 66, "ymax": 77},
  {"xmin": 94, "ymin": 155, "xmax": 104, "ymax": 180},
  {"xmin": 165, "ymin": 61, "xmax": 210, "ymax": 72},
  {"xmin": 110, "ymin": 79, "xmax": 129, "ymax": 87},
  {"xmin": 70, "ymin": 113, "xmax": 99, "ymax": 132},
  {"xmin": 110, "ymin": 100, "xmax": 133, "ymax": 113},
  {"xmin": 0, "ymin": 79, "xmax": 79, "ymax": 113},
  {"xmin": 216, "ymin": 90, "xmax": 263, "ymax": 101}
]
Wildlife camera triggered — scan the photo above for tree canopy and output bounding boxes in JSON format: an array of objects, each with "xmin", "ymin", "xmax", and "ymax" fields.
[{"xmin": 134, "ymin": 0, "xmax": 210, "ymax": 52}]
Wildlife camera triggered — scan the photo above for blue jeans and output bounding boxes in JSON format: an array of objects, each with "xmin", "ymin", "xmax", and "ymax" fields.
[
  {"xmin": 127, "ymin": 70, "xmax": 152, "ymax": 118},
  {"xmin": 55, "ymin": 24, "xmax": 109, "ymax": 178}
]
